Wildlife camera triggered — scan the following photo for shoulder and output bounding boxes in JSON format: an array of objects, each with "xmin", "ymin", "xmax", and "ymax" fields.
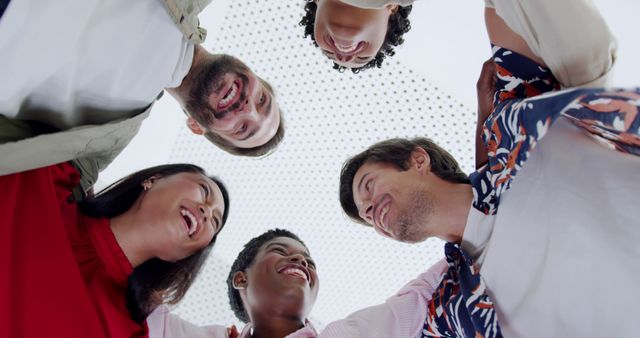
[{"xmin": 147, "ymin": 305, "xmax": 229, "ymax": 338}]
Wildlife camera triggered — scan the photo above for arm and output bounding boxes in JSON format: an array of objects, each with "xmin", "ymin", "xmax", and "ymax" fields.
[
  {"xmin": 475, "ymin": 59, "xmax": 496, "ymax": 169},
  {"xmin": 318, "ymin": 259, "xmax": 448, "ymax": 338},
  {"xmin": 484, "ymin": 0, "xmax": 616, "ymax": 88},
  {"xmin": 147, "ymin": 305, "xmax": 230, "ymax": 338}
]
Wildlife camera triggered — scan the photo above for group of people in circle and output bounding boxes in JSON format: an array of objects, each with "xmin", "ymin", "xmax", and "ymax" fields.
[{"xmin": 1, "ymin": 0, "xmax": 639, "ymax": 337}]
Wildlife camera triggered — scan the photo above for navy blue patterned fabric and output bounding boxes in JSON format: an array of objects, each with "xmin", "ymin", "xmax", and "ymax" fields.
[
  {"xmin": 422, "ymin": 46, "xmax": 640, "ymax": 337},
  {"xmin": 421, "ymin": 243, "xmax": 502, "ymax": 338},
  {"xmin": 472, "ymin": 47, "xmax": 640, "ymax": 215},
  {"xmin": 0, "ymin": 0, "xmax": 9, "ymax": 20}
]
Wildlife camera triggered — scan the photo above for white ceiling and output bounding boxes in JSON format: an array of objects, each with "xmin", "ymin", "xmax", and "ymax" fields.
[{"xmin": 99, "ymin": 0, "xmax": 640, "ymax": 330}]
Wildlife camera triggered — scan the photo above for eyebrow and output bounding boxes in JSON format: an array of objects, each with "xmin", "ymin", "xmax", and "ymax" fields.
[
  {"xmin": 204, "ymin": 180, "xmax": 223, "ymax": 228},
  {"xmin": 213, "ymin": 211, "xmax": 222, "ymax": 229},
  {"xmin": 265, "ymin": 242, "xmax": 311, "ymax": 259},
  {"xmin": 240, "ymin": 127, "xmax": 258, "ymax": 141},
  {"xmin": 356, "ymin": 172, "xmax": 370, "ymax": 195}
]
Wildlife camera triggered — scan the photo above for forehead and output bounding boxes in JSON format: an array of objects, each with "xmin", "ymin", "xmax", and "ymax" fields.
[
  {"xmin": 254, "ymin": 93, "xmax": 280, "ymax": 144},
  {"xmin": 230, "ymin": 79, "xmax": 280, "ymax": 149},
  {"xmin": 352, "ymin": 161, "xmax": 398, "ymax": 203},
  {"xmin": 255, "ymin": 76, "xmax": 280, "ymax": 141},
  {"xmin": 353, "ymin": 161, "xmax": 398, "ymax": 187},
  {"xmin": 259, "ymin": 236, "xmax": 309, "ymax": 256}
]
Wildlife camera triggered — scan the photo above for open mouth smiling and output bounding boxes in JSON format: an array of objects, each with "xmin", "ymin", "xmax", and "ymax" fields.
[
  {"xmin": 373, "ymin": 198, "xmax": 391, "ymax": 233},
  {"xmin": 180, "ymin": 206, "xmax": 200, "ymax": 238},
  {"xmin": 277, "ymin": 264, "xmax": 311, "ymax": 283},
  {"xmin": 217, "ymin": 79, "xmax": 243, "ymax": 111},
  {"xmin": 325, "ymin": 36, "xmax": 366, "ymax": 56}
]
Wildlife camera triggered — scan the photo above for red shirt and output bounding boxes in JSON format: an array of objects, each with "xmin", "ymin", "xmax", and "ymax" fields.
[{"xmin": 0, "ymin": 163, "xmax": 148, "ymax": 338}]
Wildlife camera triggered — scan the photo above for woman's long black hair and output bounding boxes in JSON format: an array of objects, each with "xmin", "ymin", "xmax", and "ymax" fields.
[{"xmin": 79, "ymin": 164, "xmax": 230, "ymax": 323}]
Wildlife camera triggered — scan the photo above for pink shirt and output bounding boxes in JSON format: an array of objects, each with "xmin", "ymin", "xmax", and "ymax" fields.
[
  {"xmin": 318, "ymin": 259, "xmax": 448, "ymax": 338},
  {"xmin": 238, "ymin": 322, "xmax": 317, "ymax": 338},
  {"xmin": 146, "ymin": 258, "xmax": 445, "ymax": 338},
  {"xmin": 147, "ymin": 305, "xmax": 229, "ymax": 338},
  {"xmin": 147, "ymin": 305, "xmax": 318, "ymax": 338}
]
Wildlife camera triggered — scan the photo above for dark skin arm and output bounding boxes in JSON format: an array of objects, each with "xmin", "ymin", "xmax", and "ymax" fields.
[{"xmin": 475, "ymin": 59, "xmax": 496, "ymax": 169}]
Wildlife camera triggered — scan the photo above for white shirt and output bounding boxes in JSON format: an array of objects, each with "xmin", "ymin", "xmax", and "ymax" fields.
[
  {"xmin": 0, "ymin": 0, "xmax": 193, "ymax": 130},
  {"xmin": 462, "ymin": 118, "xmax": 640, "ymax": 337}
]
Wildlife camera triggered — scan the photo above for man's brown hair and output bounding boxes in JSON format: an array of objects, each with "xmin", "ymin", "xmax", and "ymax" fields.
[{"xmin": 339, "ymin": 137, "xmax": 470, "ymax": 224}]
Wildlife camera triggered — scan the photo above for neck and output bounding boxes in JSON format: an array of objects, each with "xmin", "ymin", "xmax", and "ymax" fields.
[
  {"xmin": 432, "ymin": 182, "xmax": 473, "ymax": 244},
  {"xmin": 110, "ymin": 212, "xmax": 153, "ymax": 268},
  {"xmin": 249, "ymin": 316, "xmax": 305, "ymax": 338},
  {"xmin": 166, "ymin": 44, "xmax": 206, "ymax": 101}
]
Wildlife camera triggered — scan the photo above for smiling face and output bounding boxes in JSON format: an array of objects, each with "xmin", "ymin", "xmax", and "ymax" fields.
[
  {"xmin": 313, "ymin": 0, "xmax": 396, "ymax": 68},
  {"xmin": 185, "ymin": 55, "xmax": 280, "ymax": 149},
  {"xmin": 137, "ymin": 172, "xmax": 225, "ymax": 262},
  {"xmin": 234, "ymin": 237, "xmax": 319, "ymax": 322},
  {"xmin": 351, "ymin": 160, "xmax": 436, "ymax": 243}
]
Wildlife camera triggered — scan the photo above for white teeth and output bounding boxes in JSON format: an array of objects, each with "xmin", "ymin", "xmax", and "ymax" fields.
[
  {"xmin": 282, "ymin": 267, "xmax": 308, "ymax": 281},
  {"xmin": 219, "ymin": 81, "xmax": 238, "ymax": 106},
  {"xmin": 379, "ymin": 206, "xmax": 389, "ymax": 230},
  {"xmin": 335, "ymin": 44, "xmax": 357, "ymax": 53},
  {"xmin": 180, "ymin": 209, "xmax": 198, "ymax": 236}
]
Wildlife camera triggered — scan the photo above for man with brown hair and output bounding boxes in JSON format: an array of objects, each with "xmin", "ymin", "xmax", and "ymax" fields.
[
  {"xmin": 337, "ymin": 70, "xmax": 640, "ymax": 337},
  {"xmin": 0, "ymin": 0, "xmax": 284, "ymax": 196},
  {"xmin": 329, "ymin": 0, "xmax": 640, "ymax": 334}
]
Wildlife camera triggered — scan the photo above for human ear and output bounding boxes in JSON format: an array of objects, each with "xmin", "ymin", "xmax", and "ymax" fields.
[
  {"xmin": 411, "ymin": 147, "xmax": 431, "ymax": 173},
  {"xmin": 186, "ymin": 117, "xmax": 205, "ymax": 135},
  {"xmin": 232, "ymin": 271, "xmax": 248, "ymax": 290},
  {"xmin": 386, "ymin": 4, "xmax": 399, "ymax": 15},
  {"xmin": 141, "ymin": 175, "xmax": 160, "ymax": 191}
]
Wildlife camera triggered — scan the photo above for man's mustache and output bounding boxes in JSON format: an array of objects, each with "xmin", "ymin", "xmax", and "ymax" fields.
[{"xmin": 212, "ymin": 92, "xmax": 246, "ymax": 119}]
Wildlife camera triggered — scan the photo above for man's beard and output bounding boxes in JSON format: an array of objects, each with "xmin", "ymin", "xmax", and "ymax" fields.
[
  {"xmin": 395, "ymin": 189, "xmax": 434, "ymax": 243},
  {"xmin": 185, "ymin": 55, "xmax": 250, "ymax": 126}
]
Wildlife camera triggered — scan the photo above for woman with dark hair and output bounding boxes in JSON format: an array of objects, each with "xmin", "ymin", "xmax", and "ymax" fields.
[
  {"xmin": 300, "ymin": 0, "xmax": 412, "ymax": 73},
  {"xmin": 0, "ymin": 161, "xmax": 230, "ymax": 337}
]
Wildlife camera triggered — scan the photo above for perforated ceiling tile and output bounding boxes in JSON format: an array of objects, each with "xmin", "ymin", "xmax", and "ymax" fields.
[{"xmin": 168, "ymin": 0, "xmax": 476, "ymax": 330}]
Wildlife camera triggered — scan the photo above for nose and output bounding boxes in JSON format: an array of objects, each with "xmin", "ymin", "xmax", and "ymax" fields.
[
  {"xmin": 360, "ymin": 202, "xmax": 374, "ymax": 224},
  {"xmin": 335, "ymin": 53, "xmax": 353, "ymax": 62},
  {"xmin": 198, "ymin": 204, "xmax": 213, "ymax": 224},
  {"xmin": 289, "ymin": 254, "xmax": 308, "ymax": 268},
  {"xmin": 240, "ymin": 98, "xmax": 259, "ymax": 119}
]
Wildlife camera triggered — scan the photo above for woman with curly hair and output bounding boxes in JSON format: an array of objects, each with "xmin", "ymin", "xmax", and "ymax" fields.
[{"xmin": 299, "ymin": 0, "xmax": 412, "ymax": 73}]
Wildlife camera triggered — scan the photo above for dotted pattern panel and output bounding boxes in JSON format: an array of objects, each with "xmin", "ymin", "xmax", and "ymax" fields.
[{"xmin": 171, "ymin": 0, "xmax": 476, "ymax": 330}]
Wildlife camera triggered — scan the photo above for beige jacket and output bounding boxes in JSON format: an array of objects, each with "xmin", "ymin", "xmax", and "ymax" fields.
[
  {"xmin": 162, "ymin": 0, "xmax": 212, "ymax": 44},
  {"xmin": 0, "ymin": 0, "xmax": 211, "ymax": 199},
  {"xmin": 0, "ymin": 107, "xmax": 150, "ymax": 199},
  {"xmin": 485, "ymin": 0, "xmax": 616, "ymax": 88}
]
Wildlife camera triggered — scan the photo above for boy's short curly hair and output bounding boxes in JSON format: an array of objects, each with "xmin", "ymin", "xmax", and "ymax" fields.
[
  {"xmin": 299, "ymin": 1, "xmax": 412, "ymax": 73},
  {"xmin": 226, "ymin": 229, "xmax": 307, "ymax": 323}
]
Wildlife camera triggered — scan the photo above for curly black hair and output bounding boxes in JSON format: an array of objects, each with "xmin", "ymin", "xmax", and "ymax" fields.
[
  {"xmin": 299, "ymin": 1, "xmax": 412, "ymax": 73},
  {"xmin": 226, "ymin": 229, "xmax": 307, "ymax": 323}
]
